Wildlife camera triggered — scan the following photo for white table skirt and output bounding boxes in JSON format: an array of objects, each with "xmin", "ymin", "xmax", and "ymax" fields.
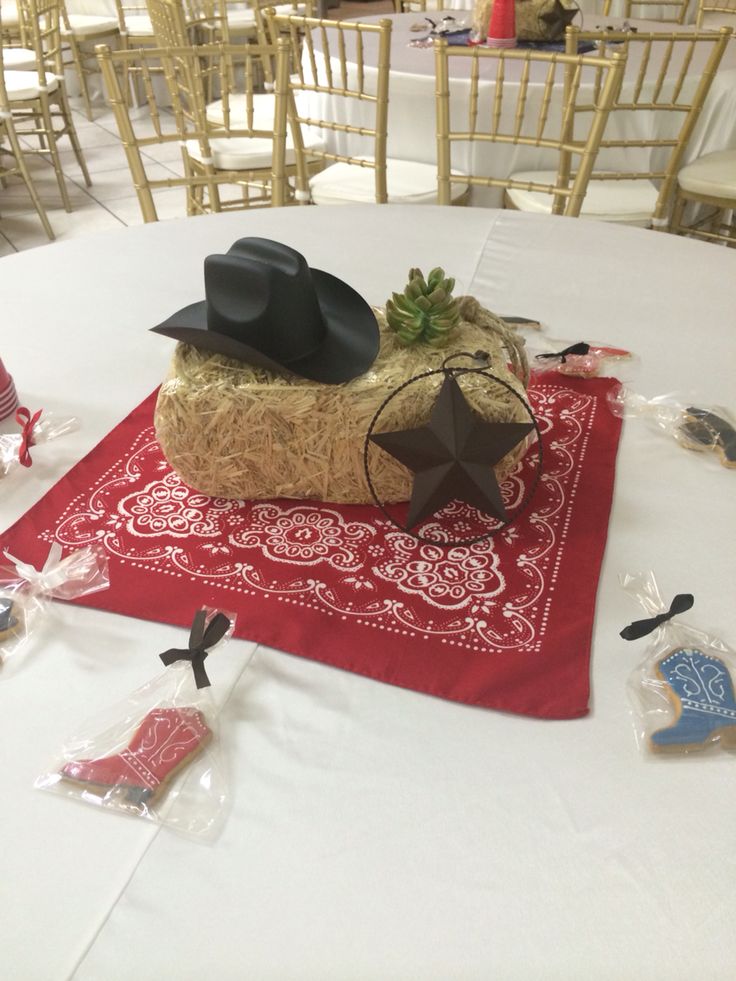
[
  {"xmin": 309, "ymin": 12, "xmax": 736, "ymax": 207},
  {"xmin": 0, "ymin": 206, "xmax": 735, "ymax": 980}
]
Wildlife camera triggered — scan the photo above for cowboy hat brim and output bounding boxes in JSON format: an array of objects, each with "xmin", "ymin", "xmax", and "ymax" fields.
[{"xmin": 151, "ymin": 269, "xmax": 379, "ymax": 384}]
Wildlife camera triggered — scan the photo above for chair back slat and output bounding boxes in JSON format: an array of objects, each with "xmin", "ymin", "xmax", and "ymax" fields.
[
  {"xmin": 651, "ymin": 38, "xmax": 672, "ymax": 103},
  {"xmin": 514, "ymin": 56, "xmax": 530, "ymax": 143},
  {"xmin": 0, "ymin": 40, "xmax": 56, "ymax": 238},
  {"xmin": 354, "ymin": 25, "xmax": 364, "ymax": 94},
  {"xmin": 490, "ymin": 55, "xmax": 502, "ymax": 137},
  {"xmin": 536, "ymin": 59, "xmax": 556, "ymax": 144},
  {"xmin": 671, "ymin": 40, "xmax": 695, "ymax": 104}
]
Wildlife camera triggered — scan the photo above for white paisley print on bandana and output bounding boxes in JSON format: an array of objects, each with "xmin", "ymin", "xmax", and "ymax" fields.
[
  {"xmin": 41, "ymin": 383, "xmax": 597, "ymax": 656},
  {"xmin": 229, "ymin": 503, "xmax": 374, "ymax": 570},
  {"xmin": 118, "ymin": 471, "xmax": 228, "ymax": 538}
]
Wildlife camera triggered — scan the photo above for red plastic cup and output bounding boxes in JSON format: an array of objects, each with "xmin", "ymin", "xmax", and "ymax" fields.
[{"xmin": 486, "ymin": 0, "xmax": 517, "ymax": 48}]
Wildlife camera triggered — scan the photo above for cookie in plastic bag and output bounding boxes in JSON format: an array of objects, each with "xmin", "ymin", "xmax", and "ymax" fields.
[
  {"xmin": 0, "ymin": 544, "xmax": 109, "ymax": 672},
  {"xmin": 620, "ymin": 572, "xmax": 736, "ymax": 755},
  {"xmin": 36, "ymin": 608, "xmax": 235, "ymax": 838}
]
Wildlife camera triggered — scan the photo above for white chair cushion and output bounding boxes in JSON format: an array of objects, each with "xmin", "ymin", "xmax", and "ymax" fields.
[
  {"xmin": 61, "ymin": 15, "xmax": 119, "ymax": 37},
  {"xmin": 2, "ymin": 47, "xmax": 36, "ymax": 70},
  {"xmin": 698, "ymin": 11, "xmax": 736, "ymax": 28},
  {"xmin": 227, "ymin": 9, "xmax": 256, "ymax": 28},
  {"xmin": 205, "ymin": 84, "xmax": 302, "ymax": 131},
  {"xmin": 506, "ymin": 170, "xmax": 659, "ymax": 225},
  {"xmin": 123, "ymin": 14, "xmax": 154, "ymax": 36},
  {"xmin": 185, "ymin": 130, "xmax": 319, "ymax": 170},
  {"xmin": 186, "ymin": 137, "xmax": 274, "ymax": 170},
  {"xmin": 0, "ymin": 2, "xmax": 18, "ymax": 26},
  {"xmin": 3, "ymin": 69, "xmax": 59, "ymax": 100},
  {"xmin": 309, "ymin": 157, "xmax": 458, "ymax": 205},
  {"xmin": 677, "ymin": 150, "xmax": 736, "ymax": 198},
  {"xmin": 205, "ymin": 96, "xmax": 326, "ymax": 161}
]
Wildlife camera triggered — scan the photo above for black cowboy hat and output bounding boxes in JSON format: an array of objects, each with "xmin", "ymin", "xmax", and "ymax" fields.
[{"xmin": 151, "ymin": 238, "xmax": 379, "ymax": 384}]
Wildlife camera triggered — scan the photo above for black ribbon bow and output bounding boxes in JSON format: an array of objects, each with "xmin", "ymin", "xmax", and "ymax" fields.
[
  {"xmin": 620, "ymin": 593, "xmax": 694, "ymax": 641},
  {"xmin": 535, "ymin": 342, "xmax": 590, "ymax": 363},
  {"xmin": 159, "ymin": 609, "xmax": 232, "ymax": 688}
]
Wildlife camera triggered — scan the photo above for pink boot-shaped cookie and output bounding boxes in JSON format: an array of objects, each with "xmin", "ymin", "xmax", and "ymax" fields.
[{"xmin": 61, "ymin": 707, "xmax": 211, "ymax": 806}]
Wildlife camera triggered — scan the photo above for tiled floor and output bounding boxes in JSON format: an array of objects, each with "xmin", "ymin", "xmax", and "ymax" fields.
[{"xmin": 0, "ymin": 0, "xmax": 394, "ymax": 256}]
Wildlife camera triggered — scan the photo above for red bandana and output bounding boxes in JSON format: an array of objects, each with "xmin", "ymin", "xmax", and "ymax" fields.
[{"xmin": 0, "ymin": 376, "xmax": 622, "ymax": 719}]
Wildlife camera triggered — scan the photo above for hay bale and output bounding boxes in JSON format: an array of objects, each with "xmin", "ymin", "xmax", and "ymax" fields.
[{"xmin": 154, "ymin": 299, "xmax": 529, "ymax": 504}]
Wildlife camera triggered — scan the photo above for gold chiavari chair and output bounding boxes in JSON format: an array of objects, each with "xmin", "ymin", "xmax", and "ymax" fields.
[
  {"xmin": 393, "ymin": 1, "xmax": 444, "ymax": 11},
  {"xmin": 193, "ymin": 0, "xmax": 258, "ymax": 43},
  {"xmin": 672, "ymin": 2, "xmax": 735, "ymax": 247},
  {"xmin": 601, "ymin": 0, "xmax": 691, "ymax": 23},
  {"xmin": 184, "ymin": 0, "xmax": 312, "ymax": 112},
  {"xmin": 696, "ymin": 0, "xmax": 736, "ymax": 26},
  {"xmin": 6, "ymin": 0, "xmax": 91, "ymax": 210},
  {"xmin": 147, "ymin": 1, "xmax": 214, "ymax": 69},
  {"xmin": 192, "ymin": 0, "xmax": 312, "ymax": 45},
  {"xmin": 59, "ymin": 0, "xmax": 120, "ymax": 119},
  {"xmin": 96, "ymin": 38, "xmax": 291, "ymax": 220},
  {"xmin": 252, "ymin": 0, "xmax": 314, "ymax": 43},
  {"xmin": 1, "ymin": 0, "xmax": 37, "ymax": 68},
  {"xmin": 0, "ymin": 43, "xmax": 55, "ymax": 239},
  {"xmin": 147, "ymin": 0, "xmax": 276, "ymax": 131},
  {"xmin": 269, "ymin": 13, "xmax": 465, "ymax": 205},
  {"xmin": 434, "ymin": 40, "xmax": 626, "ymax": 213},
  {"xmin": 116, "ymin": 0, "xmax": 156, "ymax": 42},
  {"xmin": 506, "ymin": 27, "xmax": 731, "ymax": 228},
  {"xmin": 253, "ymin": 0, "xmax": 317, "ymax": 83},
  {"xmin": 110, "ymin": 0, "xmax": 163, "ymax": 107},
  {"xmin": 1, "ymin": 0, "xmax": 22, "ymax": 44},
  {"xmin": 669, "ymin": 151, "xmax": 736, "ymax": 246}
]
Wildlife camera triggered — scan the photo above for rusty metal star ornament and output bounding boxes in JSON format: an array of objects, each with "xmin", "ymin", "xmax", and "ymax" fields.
[
  {"xmin": 539, "ymin": 0, "xmax": 578, "ymax": 38},
  {"xmin": 369, "ymin": 373, "xmax": 535, "ymax": 530}
]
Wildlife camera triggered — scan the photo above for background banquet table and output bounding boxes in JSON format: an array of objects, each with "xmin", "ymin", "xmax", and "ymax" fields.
[
  {"xmin": 308, "ymin": 12, "xmax": 736, "ymax": 207},
  {"xmin": 1, "ymin": 205, "xmax": 735, "ymax": 980},
  {"xmin": 441, "ymin": 0, "xmax": 703, "ymax": 23},
  {"xmin": 60, "ymin": 0, "xmax": 706, "ymax": 25}
]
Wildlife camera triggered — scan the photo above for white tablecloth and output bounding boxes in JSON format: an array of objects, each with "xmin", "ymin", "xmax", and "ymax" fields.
[
  {"xmin": 312, "ymin": 13, "xmax": 736, "ymax": 207},
  {"xmin": 1, "ymin": 206, "xmax": 735, "ymax": 980}
]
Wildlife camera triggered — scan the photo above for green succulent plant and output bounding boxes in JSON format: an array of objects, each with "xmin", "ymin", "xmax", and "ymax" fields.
[{"xmin": 386, "ymin": 267, "xmax": 460, "ymax": 347}]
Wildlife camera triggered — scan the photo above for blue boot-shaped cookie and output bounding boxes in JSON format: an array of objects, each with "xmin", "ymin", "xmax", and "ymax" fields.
[{"xmin": 651, "ymin": 648, "xmax": 736, "ymax": 753}]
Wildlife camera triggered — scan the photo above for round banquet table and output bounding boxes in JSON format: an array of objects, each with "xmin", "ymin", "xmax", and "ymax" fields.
[
  {"xmin": 1, "ymin": 206, "xmax": 735, "ymax": 981},
  {"xmin": 310, "ymin": 13, "xmax": 736, "ymax": 207}
]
